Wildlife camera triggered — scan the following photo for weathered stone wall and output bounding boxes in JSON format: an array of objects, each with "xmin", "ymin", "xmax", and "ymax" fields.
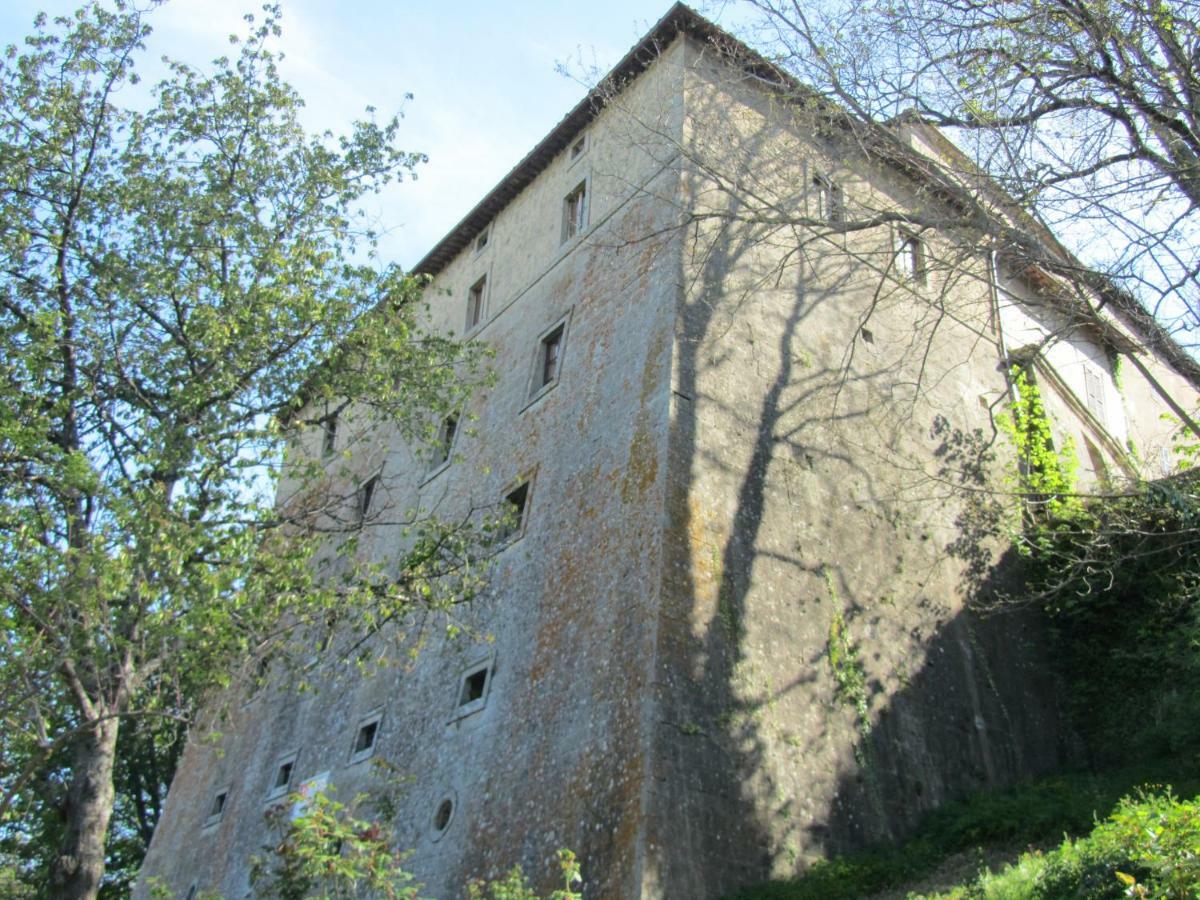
[
  {"xmin": 136, "ymin": 40, "xmax": 689, "ymax": 900},
  {"xmin": 643, "ymin": 37, "xmax": 1071, "ymax": 899},
  {"xmin": 136, "ymin": 22, "xmax": 1199, "ymax": 900}
]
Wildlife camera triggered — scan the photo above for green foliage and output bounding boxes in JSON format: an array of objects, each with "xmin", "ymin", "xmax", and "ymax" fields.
[
  {"xmin": 466, "ymin": 849, "xmax": 583, "ymax": 900},
  {"xmin": 250, "ymin": 789, "xmax": 418, "ymax": 900},
  {"xmin": 1024, "ymin": 476, "xmax": 1200, "ymax": 766},
  {"xmin": 725, "ymin": 768, "xmax": 1200, "ymax": 900},
  {"xmin": 996, "ymin": 366, "xmax": 1081, "ymax": 527},
  {"xmin": 826, "ymin": 611, "xmax": 870, "ymax": 744},
  {"xmin": 0, "ymin": 3, "xmax": 489, "ymax": 895},
  {"xmin": 921, "ymin": 789, "xmax": 1200, "ymax": 899}
]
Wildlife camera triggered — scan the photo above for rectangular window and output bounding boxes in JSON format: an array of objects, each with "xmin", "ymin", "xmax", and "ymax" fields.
[
  {"xmin": 475, "ymin": 226, "xmax": 490, "ymax": 253},
  {"xmin": 349, "ymin": 712, "xmax": 382, "ymax": 764},
  {"xmin": 321, "ymin": 414, "xmax": 338, "ymax": 458},
  {"xmin": 204, "ymin": 787, "xmax": 230, "ymax": 828},
  {"xmin": 452, "ymin": 657, "xmax": 495, "ymax": 720},
  {"xmin": 562, "ymin": 181, "xmax": 587, "ymax": 242},
  {"xmin": 813, "ymin": 174, "xmax": 843, "ymax": 223},
  {"xmin": 497, "ymin": 481, "xmax": 530, "ymax": 543},
  {"xmin": 266, "ymin": 753, "xmax": 298, "ymax": 801},
  {"xmin": 358, "ymin": 474, "xmax": 378, "ymax": 521},
  {"xmin": 569, "ymin": 134, "xmax": 587, "ymax": 161},
  {"xmin": 437, "ymin": 414, "xmax": 458, "ymax": 466},
  {"xmin": 467, "ymin": 276, "xmax": 486, "ymax": 330},
  {"xmin": 1083, "ymin": 365, "xmax": 1106, "ymax": 426},
  {"xmin": 539, "ymin": 324, "xmax": 564, "ymax": 391},
  {"xmin": 896, "ymin": 231, "xmax": 926, "ymax": 285}
]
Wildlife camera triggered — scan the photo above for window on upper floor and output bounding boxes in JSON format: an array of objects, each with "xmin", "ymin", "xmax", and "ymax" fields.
[
  {"xmin": 266, "ymin": 752, "xmax": 298, "ymax": 801},
  {"xmin": 321, "ymin": 413, "xmax": 338, "ymax": 458},
  {"xmin": 453, "ymin": 656, "xmax": 494, "ymax": 719},
  {"xmin": 813, "ymin": 173, "xmax": 843, "ymax": 223},
  {"xmin": 358, "ymin": 474, "xmax": 378, "ymax": 521},
  {"xmin": 497, "ymin": 480, "xmax": 530, "ymax": 543},
  {"xmin": 1083, "ymin": 364, "xmax": 1106, "ymax": 426},
  {"xmin": 467, "ymin": 275, "xmax": 486, "ymax": 331},
  {"xmin": 538, "ymin": 324, "xmax": 565, "ymax": 390},
  {"xmin": 437, "ymin": 414, "xmax": 459, "ymax": 467},
  {"xmin": 475, "ymin": 225, "xmax": 491, "ymax": 253},
  {"xmin": 569, "ymin": 133, "xmax": 587, "ymax": 163},
  {"xmin": 896, "ymin": 230, "xmax": 926, "ymax": 285},
  {"xmin": 562, "ymin": 180, "xmax": 587, "ymax": 243},
  {"xmin": 204, "ymin": 786, "xmax": 230, "ymax": 828},
  {"xmin": 349, "ymin": 711, "xmax": 382, "ymax": 765}
]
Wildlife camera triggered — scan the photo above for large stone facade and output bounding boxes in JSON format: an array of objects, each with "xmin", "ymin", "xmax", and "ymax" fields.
[{"xmin": 136, "ymin": 6, "xmax": 1200, "ymax": 899}]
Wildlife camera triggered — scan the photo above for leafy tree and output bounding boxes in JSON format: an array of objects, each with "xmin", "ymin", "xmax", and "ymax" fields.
[
  {"xmin": 0, "ymin": 4, "xmax": 487, "ymax": 898},
  {"xmin": 740, "ymin": 0, "xmax": 1200, "ymax": 351}
]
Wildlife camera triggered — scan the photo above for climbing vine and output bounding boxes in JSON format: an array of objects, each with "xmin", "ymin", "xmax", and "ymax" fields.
[{"xmin": 997, "ymin": 365, "xmax": 1082, "ymax": 529}]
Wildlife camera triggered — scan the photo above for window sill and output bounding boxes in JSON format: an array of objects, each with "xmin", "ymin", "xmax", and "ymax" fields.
[
  {"xmin": 522, "ymin": 378, "xmax": 559, "ymax": 413},
  {"xmin": 421, "ymin": 459, "xmax": 452, "ymax": 486}
]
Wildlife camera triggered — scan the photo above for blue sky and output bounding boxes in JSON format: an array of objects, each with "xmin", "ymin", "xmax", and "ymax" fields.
[{"xmin": 0, "ymin": 1, "xmax": 744, "ymax": 268}]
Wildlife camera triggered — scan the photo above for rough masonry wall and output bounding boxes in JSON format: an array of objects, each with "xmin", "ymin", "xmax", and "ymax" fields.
[
  {"xmin": 643, "ymin": 41, "xmax": 1068, "ymax": 899},
  {"xmin": 136, "ymin": 41, "xmax": 689, "ymax": 900}
]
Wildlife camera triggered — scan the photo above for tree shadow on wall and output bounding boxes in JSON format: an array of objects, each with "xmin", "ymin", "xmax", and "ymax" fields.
[{"xmin": 652, "ymin": 95, "xmax": 1072, "ymax": 897}]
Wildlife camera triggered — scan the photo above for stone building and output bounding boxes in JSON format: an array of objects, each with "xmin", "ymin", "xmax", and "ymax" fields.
[{"xmin": 135, "ymin": 5, "xmax": 1200, "ymax": 899}]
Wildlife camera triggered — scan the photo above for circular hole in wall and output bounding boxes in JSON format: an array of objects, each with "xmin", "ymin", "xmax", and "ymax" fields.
[{"xmin": 430, "ymin": 790, "xmax": 457, "ymax": 841}]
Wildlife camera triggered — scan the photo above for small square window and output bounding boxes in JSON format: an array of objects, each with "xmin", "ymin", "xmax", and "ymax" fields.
[
  {"xmin": 475, "ymin": 226, "xmax": 490, "ymax": 253},
  {"xmin": 537, "ymin": 324, "xmax": 565, "ymax": 392},
  {"xmin": 497, "ymin": 481, "xmax": 530, "ymax": 543},
  {"xmin": 349, "ymin": 712, "xmax": 382, "ymax": 764},
  {"xmin": 321, "ymin": 414, "xmax": 338, "ymax": 458},
  {"xmin": 452, "ymin": 658, "xmax": 494, "ymax": 720},
  {"xmin": 562, "ymin": 181, "xmax": 588, "ymax": 243},
  {"xmin": 436, "ymin": 414, "xmax": 459, "ymax": 467},
  {"xmin": 204, "ymin": 787, "xmax": 230, "ymax": 828},
  {"xmin": 266, "ymin": 752, "xmax": 298, "ymax": 800},
  {"xmin": 896, "ymin": 231, "xmax": 926, "ymax": 285},
  {"xmin": 569, "ymin": 134, "xmax": 587, "ymax": 161},
  {"xmin": 813, "ymin": 174, "xmax": 843, "ymax": 223},
  {"xmin": 467, "ymin": 276, "xmax": 486, "ymax": 330},
  {"xmin": 358, "ymin": 474, "xmax": 378, "ymax": 521}
]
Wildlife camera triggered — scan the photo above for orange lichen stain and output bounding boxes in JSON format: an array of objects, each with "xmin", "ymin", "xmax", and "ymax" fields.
[
  {"xmin": 621, "ymin": 424, "xmax": 659, "ymax": 504},
  {"xmin": 687, "ymin": 493, "xmax": 723, "ymax": 603},
  {"xmin": 621, "ymin": 325, "xmax": 669, "ymax": 503}
]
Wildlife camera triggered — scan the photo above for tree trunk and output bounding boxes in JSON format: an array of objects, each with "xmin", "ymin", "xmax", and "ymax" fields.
[{"xmin": 49, "ymin": 716, "xmax": 119, "ymax": 900}]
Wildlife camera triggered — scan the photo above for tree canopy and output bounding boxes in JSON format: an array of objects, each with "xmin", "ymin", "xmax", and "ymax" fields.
[
  {"xmin": 742, "ymin": 0, "xmax": 1200, "ymax": 351},
  {"xmin": 0, "ymin": 4, "xmax": 485, "ymax": 897}
]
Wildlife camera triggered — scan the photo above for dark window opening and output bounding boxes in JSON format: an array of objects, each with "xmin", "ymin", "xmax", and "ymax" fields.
[
  {"xmin": 562, "ymin": 181, "xmax": 587, "ymax": 242},
  {"xmin": 358, "ymin": 475, "xmax": 378, "ymax": 521},
  {"xmin": 273, "ymin": 761, "xmax": 294, "ymax": 790},
  {"xmin": 209, "ymin": 791, "xmax": 227, "ymax": 818},
  {"xmin": 570, "ymin": 135, "xmax": 586, "ymax": 160},
  {"xmin": 459, "ymin": 668, "xmax": 488, "ymax": 706},
  {"xmin": 475, "ymin": 228, "xmax": 489, "ymax": 253},
  {"xmin": 354, "ymin": 721, "xmax": 378, "ymax": 755},
  {"xmin": 438, "ymin": 415, "xmax": 459, "ymax": 466},
  {"xmin": 500, "ymin": 482, "xmax": 529, "ymax": 541},
  {"xmin": 434, "ymin": 798, "xmax": 453, "ymax": 831},
  {"xmin": 321, "ymin": 414, "xmax": 338, "ymax": 458},
  {"xmin": 467, "ymin": 276, "xmax": 486, "ymax": 330},
  {"xmin": 860, "ymin": 327, "xmax": 874, "ymax": 344},
  {"xmin": 539, "ymin": 325, "xmax": 564, "ymax": 389}
]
